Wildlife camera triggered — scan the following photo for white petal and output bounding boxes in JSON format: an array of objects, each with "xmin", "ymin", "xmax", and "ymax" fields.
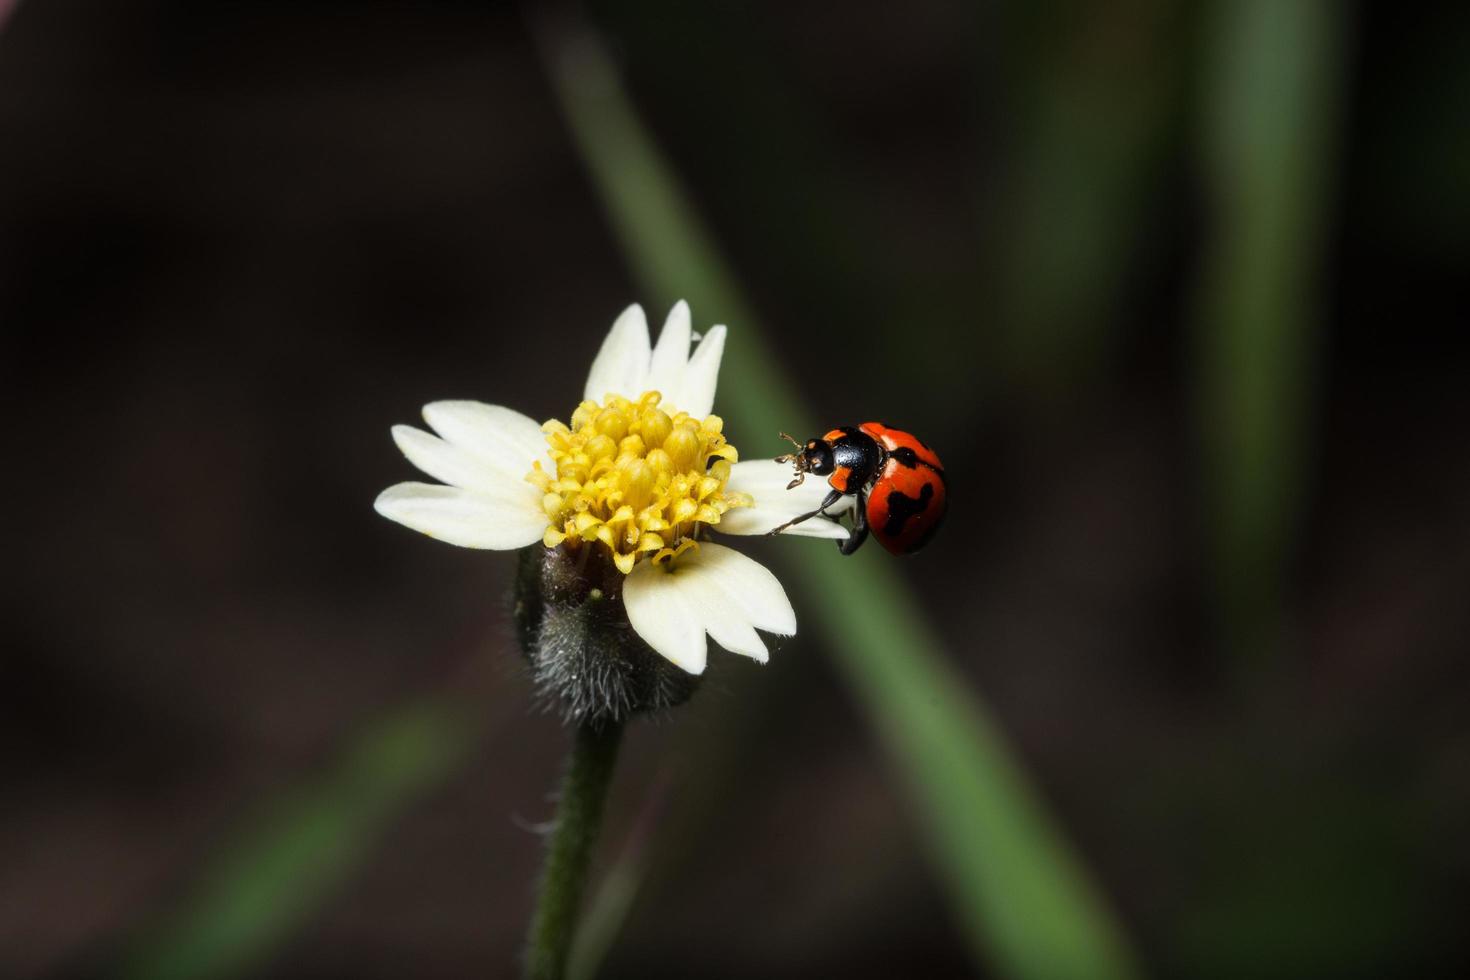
[
  {"xmin": 623, "ymin": 543, "xmax": 795, "ymax": 673},
  {"xmin": 392, "ymin": 425, "xmax": 533, "ymax": 495},
  {"xmin": 679, "ymin": 567, "xmax": 769, "ymax": 662},
  {"xmin": 420, "ymin": 402, "xmax": 551, "ymax": 477},
  {"xmin": 677, "ymin": 324, "xmax": 725, "ymax": 419},
  {"xmin": 727, "ymin": 459, "xmax": 838, "ymax": 508},
  {"xmin": 583, "ymin": 304, "xmax": 651, "ymax": 402},
  {"xmin": 688, "ymin": 543, "xmax": 796, "ymax": 636},
  {"xmin": 374, "ymin": 482, "xmax": 546, "ymax": 550},
  {"xmin": 719, "ymin": 459, "xmax": 852, "ymax": 538},
  {"xmin": 718, "ymin": 506, "xmax": 849, "ymax": 539},
  {"xmin": 624, "ymin": 560, "xmax": 707, "ymax": 674},
  {"xmin": 645, "ymin": 301, "xmax": 692, "ymax": 403}
]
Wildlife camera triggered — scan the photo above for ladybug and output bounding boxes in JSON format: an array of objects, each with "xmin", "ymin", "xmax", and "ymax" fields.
[{"xmin": 769, "ymin": 422, "xmax": 947, "ymax": 555}]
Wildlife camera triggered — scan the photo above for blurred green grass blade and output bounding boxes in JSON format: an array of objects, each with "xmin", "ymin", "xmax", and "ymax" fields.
[
  {"xmin": 566, "ymin": 855, "xmax": 640, "ymax": 980},
  {"xmin": 992, "ymin": 1, "xmax": 1181, "ymax": 400},
  {"xmin": 1195, "ymin": 0, "xmax": 1346, "ymax": 665},
  {"xmin": 119, "ymin": 700, "xmax": 476, "ymax": 980},
  {"xmin": 566, "ymin": 825, "xmax": 646, "ymax": 980},
  {"xmin": 539, "ymin": 24, "xmax": 1140, "ymax": 980}
]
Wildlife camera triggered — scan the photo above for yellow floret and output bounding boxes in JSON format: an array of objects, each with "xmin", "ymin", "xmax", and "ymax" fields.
[{"xmin": 528, "ymin": 391, "xmax": 752, "ymax": 574}]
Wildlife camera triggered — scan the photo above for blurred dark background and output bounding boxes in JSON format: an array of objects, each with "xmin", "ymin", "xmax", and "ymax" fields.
[{"xmin": 3, "ymin": 1, "xmax": 1468, "ymax": 977}]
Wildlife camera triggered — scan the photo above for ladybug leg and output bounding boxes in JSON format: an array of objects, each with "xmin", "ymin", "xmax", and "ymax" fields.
[
  {"xmin": 765, "ymin": 489, "xmax": 845, "ymax": 535},
  {"xmin": 838, "ymin": 489, "xmax": 870, "ymax": 555}
]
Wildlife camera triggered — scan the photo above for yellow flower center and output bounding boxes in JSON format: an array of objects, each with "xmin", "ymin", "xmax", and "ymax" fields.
[{"xmin": 527, "ymin": 391, "xmax": 752, "ymax": 574}]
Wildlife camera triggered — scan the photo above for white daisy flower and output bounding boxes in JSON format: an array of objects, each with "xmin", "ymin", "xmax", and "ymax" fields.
[{"xmin": 375, "ymin": 301, "xmax": 846, "ymax": 675}]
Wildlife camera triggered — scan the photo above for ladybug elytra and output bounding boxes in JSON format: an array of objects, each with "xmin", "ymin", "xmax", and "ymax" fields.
[{"xmin": 769, "ymin": 422, "xmax": 947, "ymax": 555}]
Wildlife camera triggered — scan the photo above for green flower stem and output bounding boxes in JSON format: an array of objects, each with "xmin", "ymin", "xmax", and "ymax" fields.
[{"xmin": 525, "ymin": 720, "xmax": 625, "ymax": 980}]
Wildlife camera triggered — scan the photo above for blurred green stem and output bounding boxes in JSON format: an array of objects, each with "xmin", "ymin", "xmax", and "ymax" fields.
[
  {"xmin": 1196, "ymin": 0, "xmax": 1345, "ymax": 670},
  {"xmin": 525, "ymin": 720, "xmax": 624, "ymax": 980},
  {"xmin": 119, "ymin": 699, "xmax": 478, "ymax": 980}
]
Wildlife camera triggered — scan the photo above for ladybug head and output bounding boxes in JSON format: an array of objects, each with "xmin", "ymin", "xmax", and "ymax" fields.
[
  {"xmin": 776, "ymin": 432, "xmax": 834, "ymax": 489},
  {"xmin": 799, "ymin": 439, "xmax": 834, "ymax": 475}
]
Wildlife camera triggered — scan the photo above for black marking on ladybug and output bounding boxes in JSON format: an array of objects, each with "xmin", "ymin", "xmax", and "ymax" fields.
[
  {"xmin": 889, "ymin": 446, "xmax": 921, "ymax": 468},
  {"xmin": 890, "ymin": 446, "xmax": 948, "ymax": 484},
  {"xmin": 882, "ymin": 481, "xmax": 934, "ymax": 538},
  {"xmin": 906, "ymin": 509, "xmax": 943, "ymax": 552}
]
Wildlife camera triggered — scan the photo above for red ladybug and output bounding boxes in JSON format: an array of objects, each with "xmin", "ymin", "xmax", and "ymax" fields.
[{"xmin": 770, "ymin": 422, "xmax": 947, "ymax": 555}]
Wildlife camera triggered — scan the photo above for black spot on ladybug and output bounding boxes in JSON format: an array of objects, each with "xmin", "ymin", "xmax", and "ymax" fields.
[
  {"xmin": 889, "ymin": 446, "xmax": 921, "ymax": 468},
  {"xmin": 892, "ymin": 446, "xmax": 947, "ymax": 484},
  {"xmin": 882, "ymin": 481, "xmax": 934, "ymax": 538},
  {"xmin": 906, "ymin": 511, "xmax": 943, "ymax": 552}
]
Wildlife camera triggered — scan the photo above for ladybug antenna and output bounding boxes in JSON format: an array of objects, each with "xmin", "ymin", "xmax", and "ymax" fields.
[
  {"xmin": 774, "ymin": 431, "xmax": 804, "ymax": 466},
  {"xmin": 775, "ymin": 431, "xmax": 810, "ymax": 486}
]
